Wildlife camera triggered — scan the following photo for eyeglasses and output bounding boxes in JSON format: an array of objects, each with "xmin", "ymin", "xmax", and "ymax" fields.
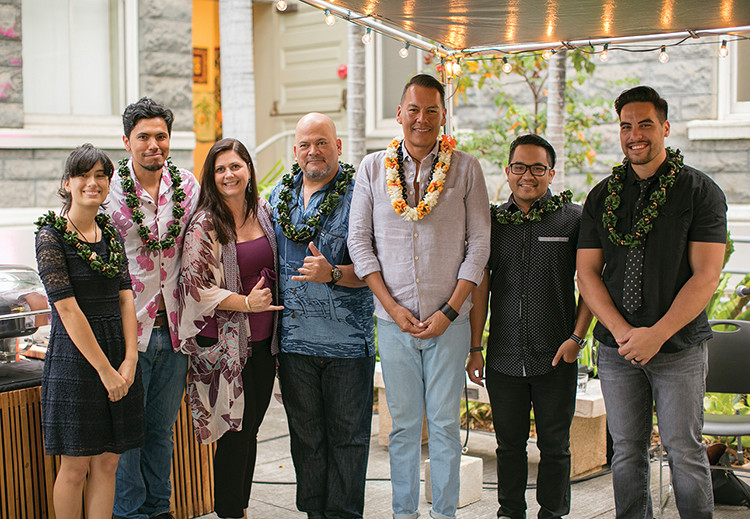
[{"xmin": 508, "ymin": 162, "xmax": 551, "ymax": 177}]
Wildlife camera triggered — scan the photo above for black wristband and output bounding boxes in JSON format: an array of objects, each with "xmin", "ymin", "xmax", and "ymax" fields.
[
  {"xmin": 469, "ymin": 346, "xmax": 483, "ymax": 353},
  {"xmin": 440, "ymin": 302, "xmax": 459, "ymax": 321}
]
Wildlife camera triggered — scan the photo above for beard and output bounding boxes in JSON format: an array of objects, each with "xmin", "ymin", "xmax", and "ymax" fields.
[{"xmin": 302, "ymin": 160, "xmax": 334, "ymax": 181}]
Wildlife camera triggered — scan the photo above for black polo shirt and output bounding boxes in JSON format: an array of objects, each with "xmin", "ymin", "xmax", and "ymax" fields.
[
  {"xmin": 578, "ymin": 159, "xmax": 727, "ymax": 353},
  {"xmin": 486, "ymin": 191, "xmax": 581, "ymax": 377}
]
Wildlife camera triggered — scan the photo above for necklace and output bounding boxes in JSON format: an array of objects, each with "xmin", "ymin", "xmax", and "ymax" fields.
[
  {"xmin": 117, "ymin": 158, "xmax": 186, "ymax": 251},
  {"xmin": 491, "ymin": 190, "xmax": 573, "ymax": 224},
  {"xmin": 385, "ymin": 135, "xmax": 455, "ymax": 221},
  {"xmin": 35, "ymin": 211, "xmax": 124, "ymax": 278},
  {"xmin": 68, "ymin": 218, "xmax": 98, "ymax": 243},
  {"xmin": 602, "ymin": 147, "xmax": 682, "ymax": 248},
  {"xmin": 275, "ymin": 162, "xmax": 355, "ymax": 242}
]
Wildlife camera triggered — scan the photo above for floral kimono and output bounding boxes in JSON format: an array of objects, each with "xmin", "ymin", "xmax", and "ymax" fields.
[{"xmin": 177, "ymin": 199, "xmax": 279, "ymax": 443}]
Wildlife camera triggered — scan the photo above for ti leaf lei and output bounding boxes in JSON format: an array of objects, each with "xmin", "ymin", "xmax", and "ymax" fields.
[
  {"xmin": 275, "ymin": 162, "xmax": 355, "ymax": 242},
  {"xmin": 35, "ymin": 211, "xmax": 124, "ymax": 278},
  {"xmin": 491, "ymin": 190, "xmax": 573, "ymax": 224},
  {"xmin": 602, "ymin": 147, "xmax": 682, "ymax": 248},
  {"xmin": 118, "ymin": 158, "xmax": 186, "ymax": 251}
]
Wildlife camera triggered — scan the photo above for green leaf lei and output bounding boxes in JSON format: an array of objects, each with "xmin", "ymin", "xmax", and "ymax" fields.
[
  {"xmin": 491, "ymin": 190, "xmax": 573, "ymax": 224},
  {"xmin": 118, "ymin": 158, "xmax": 186, "ymax": 251},
  {"xmin": 35, "ymin": 211, "xmax": 124, "ymax": 278},
  {"xmin": 602, "ymin": 147, "xmax": 682, "ymax": 248},
  {"xmin": 276, "ymin": 162, "xmax": 355, "ymax": 242}
]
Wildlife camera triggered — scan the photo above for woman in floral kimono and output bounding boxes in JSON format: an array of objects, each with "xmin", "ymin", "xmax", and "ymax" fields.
[{"xmin": 177, "ymin": 138, "xmax": 282, "ymax": 519}]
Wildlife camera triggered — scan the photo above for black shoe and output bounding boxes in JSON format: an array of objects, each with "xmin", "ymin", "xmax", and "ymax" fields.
[{"xmin": 153, "ymin": 513, "xmax": 175, "ymax": 519}]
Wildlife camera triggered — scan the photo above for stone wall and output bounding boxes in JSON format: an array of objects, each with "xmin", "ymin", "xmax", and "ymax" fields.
[
  {"xmin": 454, "ymin": 38, "xmax": 750, "ymax": 203},
  {"xmin": 0, "ymin": 0, "xmax": 22, "ymax": 128}
]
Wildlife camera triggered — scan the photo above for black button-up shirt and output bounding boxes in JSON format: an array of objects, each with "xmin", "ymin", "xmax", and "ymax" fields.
[
  {"xmin": 578, "ymin": 160, "xmax": 727, "ymax": 352},
  {"xmin": 486, "ymin": 191, "xmax": 581, "ymax": 377}
]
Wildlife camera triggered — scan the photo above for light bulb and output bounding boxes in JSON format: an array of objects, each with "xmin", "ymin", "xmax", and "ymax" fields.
[
  {"xmin": 399, "ymin": 43, "xmax": 410, "ymax": 58},
  {"xmin": 599, "ymin": 44, "xmax": 609, "ymax": 62},
  {"xmin": 658, "ymin": 46, "xmax": 669, "ymax": 63},
  {"xmin": 275, "ymin": 0, "xmax": 287, "ymax": 11},
  {"xmin": 542, "ymin": 49, "xmax": 553, "ymax": 60},
  {"xmin": 324, "ymin": 9, "xmax": 335, "ymax": 26},
  {"xmin": 719, "ymin": 40, "xmax": 728, "ymax": 58},
  {"xmin": 447, "ymin": 61, "xmax": 461, "ymax": 76},
  {"xmin": 361, "ymin": 28, "xmax": 372, "ymax": 45},
  {"xmin": 502, "ymin": 58, "xmax": 512, "ymax": 74}
]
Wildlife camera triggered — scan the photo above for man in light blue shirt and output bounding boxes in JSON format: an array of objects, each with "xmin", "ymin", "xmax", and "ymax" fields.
[{"xmin": 269, "ymin": 112, "xmax": 375, "ymax": 519}]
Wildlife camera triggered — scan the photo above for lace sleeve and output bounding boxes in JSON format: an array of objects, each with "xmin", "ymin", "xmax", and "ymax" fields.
[
  {"xmin": 35, "ymin": 226, "xmax": 75, "ymax": 303},
  {"xmin": 116, "ymin": 230, "xmax": 133, "ymax": 292}
]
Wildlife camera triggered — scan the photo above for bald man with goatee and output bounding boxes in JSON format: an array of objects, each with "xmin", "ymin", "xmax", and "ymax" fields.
[{"xmin": 269, "ymin": 113, "xmax": 376, "ymax": 519}]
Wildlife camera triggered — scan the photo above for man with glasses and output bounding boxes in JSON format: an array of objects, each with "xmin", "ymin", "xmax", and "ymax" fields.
[{"xmin": 467, "ymin": 134, "xmax": 592, "ymax": 519}]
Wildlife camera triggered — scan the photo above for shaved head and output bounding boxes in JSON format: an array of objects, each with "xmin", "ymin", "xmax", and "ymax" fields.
[{"xmin": 294, "ymin": 112, "xmax": 342, "ymax": 183}]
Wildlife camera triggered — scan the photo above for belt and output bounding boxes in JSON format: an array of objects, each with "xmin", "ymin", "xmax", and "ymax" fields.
[{"xmin": 153, "ymin": 311, "xmax": 168, "ymax": 328}]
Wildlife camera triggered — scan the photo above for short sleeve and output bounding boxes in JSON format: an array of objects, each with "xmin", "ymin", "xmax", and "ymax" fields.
[
  {"xmin": 687, "ymin": 176, "xmax": 727, "ymax": 244},
  {"xmin": 116, "ymin": 230, "xmax": 133, "ymax": 292},
  {"xmin": 577, "ymin": 182, "xmax": 606, "ymax": 249},
  {"xmin": 35, "ymin": 226, "xmax": 75, "ymax": 303}
]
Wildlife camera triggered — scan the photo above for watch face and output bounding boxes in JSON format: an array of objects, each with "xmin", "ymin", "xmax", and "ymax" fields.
[{"xmin": 331, "ymin": 267, "xmax": 343, "ymax": 283}]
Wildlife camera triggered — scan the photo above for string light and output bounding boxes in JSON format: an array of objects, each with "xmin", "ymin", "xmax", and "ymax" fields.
[
  {"xmin": 399, "ymin": 42, "xmax": 410, "ymax": 58},
  {"xmin": 361, "ymin": 28, "xmax": 372, "ymax": 45},
  {"xmin": 599, "ymin": 43, "xmax": 609, "ymax": 62},
  {"xmin": 658, "ymin": 45, "xmax": 669, "ymax": 63},
  {"xmin": 502, "ymin": 57, "xmax": 512, "ymax": 74},
  {"xmin": 275, "ymin": 0, "xmax": 287, "ymax": 11},
  {"xmin": 542, "ymin": 49, "xmax": 554, "ymax": 60},
  {"xmin": 719, "ymin": 40, "xmax": 728, "ymax": 58},
  {"xmin": 324, "ymin": 9, "xmax": 336, "ymax": 26},
  {"xmin": 446, "ymin": 60, "xmax": 462, "ymax": 77}
]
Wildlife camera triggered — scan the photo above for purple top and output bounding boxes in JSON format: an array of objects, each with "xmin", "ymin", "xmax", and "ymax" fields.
[{"xmin": 200, "ymin": 235, "xmax": 276, "ymax": 341}]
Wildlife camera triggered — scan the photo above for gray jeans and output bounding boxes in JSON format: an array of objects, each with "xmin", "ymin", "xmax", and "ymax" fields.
[{"xmin": 597, "ymin": 342, "xmax": 713, "ymax": 519}]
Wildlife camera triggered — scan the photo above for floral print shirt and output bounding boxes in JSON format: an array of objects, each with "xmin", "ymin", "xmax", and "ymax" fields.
[
  {"xmin": 176, "ymin": 200, "xmax": 279, "ymax": 444},
  {"xmin": 103, "ymin": 158, "xmax": 200, "ymax": 352}
]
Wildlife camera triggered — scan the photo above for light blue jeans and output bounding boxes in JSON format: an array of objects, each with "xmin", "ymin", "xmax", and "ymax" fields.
[
  {"xmin": 377, "ymin": 314, "xmax": 470, "ymax": 519},
  {"xmin": 113, "ymin": 327, "xmax": 188, "ymax": 519},
  {"xmin": 597, "ymin": 342, "xmax": 713, "ymax": 519}
]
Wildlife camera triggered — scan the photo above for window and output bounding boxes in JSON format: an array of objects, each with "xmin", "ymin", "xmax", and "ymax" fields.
[
  {"xmin": 366, "ymin": 34, "xmax": 425, "ymax": 138},
  {"xmin": 687, "ymin": 38, "xmax": 750, "ymax": 141},
  {"xmin": 22, "ymin": 0, "xmax": 123, "ymax": 116}
]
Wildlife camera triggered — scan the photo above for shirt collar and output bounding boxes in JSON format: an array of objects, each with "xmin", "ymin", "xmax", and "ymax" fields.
[
  {"xmin": 625, "ymin": 155, "xmax": 670, "ymax": 185},
  {"xmin": 506, "ymin": 188, "xmax": 553, "ymax": 212},
  {"xmin": 400, "ymin": 140, "xmax": 439, "ymax": 164}
]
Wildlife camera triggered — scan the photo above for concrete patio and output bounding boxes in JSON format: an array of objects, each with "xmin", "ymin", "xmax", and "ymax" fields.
[{"xmin": 196, "ymin": 400, "xmax": 750, "ymax": 519}]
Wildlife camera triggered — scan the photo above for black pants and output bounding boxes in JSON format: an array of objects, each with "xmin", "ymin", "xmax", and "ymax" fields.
[
  {"xmin": 209, "ymin": 337, "xmax": 276, "ymax": 518},
  {"xmin": 485, "ymin": 361, "xmax": 577, "ymax": 519}
]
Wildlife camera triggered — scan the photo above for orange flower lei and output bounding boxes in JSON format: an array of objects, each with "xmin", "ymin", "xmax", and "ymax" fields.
[{"xmin": 385, "ymin": 135, "xmax": 456, "ymax": 221}]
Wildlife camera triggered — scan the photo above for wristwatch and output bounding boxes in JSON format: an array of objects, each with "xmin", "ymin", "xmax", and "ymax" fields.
[
  {"xmin": 570, "ymin": 333, "xmax": 587, "ymax": 349},
  {"xmin": 328, "ymin": 265, "xmax": 343, "ymax": 286}
]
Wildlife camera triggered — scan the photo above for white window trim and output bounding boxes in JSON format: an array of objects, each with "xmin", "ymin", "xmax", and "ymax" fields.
[{"xmin": 688, "ymin": 39, "xmax": 750, "ymax": 141}]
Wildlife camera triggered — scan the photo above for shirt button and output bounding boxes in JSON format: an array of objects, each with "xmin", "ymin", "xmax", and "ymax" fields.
[
  {"xmin": 292, "ymin": 290, "xmax": 296, "ymax": 295},
  {"xmin": 416, "ymin": 278, "xmax": 420, "ymax": 283},
  {"xmin": 414, "ymin": 233, "xmax": 418, "ymax": 238},
  {"xmin": 414, "ymin": 256, "xmax": 419, "ymax": 260},
  {"xmin": 291, "ymin": 313, "xmax": 296, "ymax": 319}
]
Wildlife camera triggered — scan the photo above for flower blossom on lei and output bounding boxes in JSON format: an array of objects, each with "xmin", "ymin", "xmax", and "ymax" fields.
[{"xmin": 385, "ymin": 134, "xmax": 456, "ymax": 221}]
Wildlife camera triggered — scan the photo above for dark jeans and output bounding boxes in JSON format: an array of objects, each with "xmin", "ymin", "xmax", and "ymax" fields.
[
  {"xmin": 278, "ymin": 352, "xmax": 375, "ymax": 519},
  {"xmin": 211, "ymin": 337, "xmax": 276, "ymax": 518},
  {"xmin": 485, "ymin": 361, "xmax": 577, "ymax": 519}
]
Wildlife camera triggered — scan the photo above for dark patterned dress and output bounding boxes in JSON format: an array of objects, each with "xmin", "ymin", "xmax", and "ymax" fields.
[{"xmin": 35, "ymin": 224, "xmax": 145, "ymax": 456}]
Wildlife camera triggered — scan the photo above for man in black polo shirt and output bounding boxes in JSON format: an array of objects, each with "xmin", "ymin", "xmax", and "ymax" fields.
[
  {"xmin": 577, "ymin": 86, "xmax": 726, "ymax": 518},
  {"xmin": 468, "ymin": 134, "xmax": 592, "ymax": 519}
]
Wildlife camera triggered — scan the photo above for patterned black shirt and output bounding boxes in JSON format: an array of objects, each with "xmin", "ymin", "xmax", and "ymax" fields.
[{"xmin": 486, "ymin": 191, "xmax": 582, "ymax": 377}]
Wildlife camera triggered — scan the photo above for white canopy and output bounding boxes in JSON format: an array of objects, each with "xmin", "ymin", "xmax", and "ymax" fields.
[{"xmin": 301, "ymin": 0, "xmax": 750, "ymax": 56}]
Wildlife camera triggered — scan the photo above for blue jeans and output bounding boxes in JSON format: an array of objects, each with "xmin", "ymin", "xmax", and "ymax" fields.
[
  {"xmin": 113, "ymin": 327, "xmax": 188, "ymax": 519},
  {"xmin": 597, "ymin": 342, "xmax": 713, "ymax": 519},
  {"xmin": 485, "ymin": 361, "xmax": 577, "ymax": 519},
  {"xmin": 278, "ymin": 352, "xmax": 375, "ymax": 519},
  {"xmin": 377, "ymin": 315, "xmax": 470, "ymax": 519}
]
